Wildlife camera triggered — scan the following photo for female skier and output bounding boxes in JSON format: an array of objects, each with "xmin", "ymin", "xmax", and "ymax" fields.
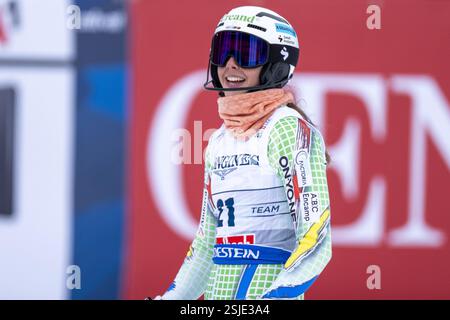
[{"xmin": 157, "ymin": 5, "xmax": 332, "ymax": 300}]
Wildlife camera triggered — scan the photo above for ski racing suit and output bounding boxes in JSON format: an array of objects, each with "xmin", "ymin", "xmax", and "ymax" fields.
[{"xmin": 162, "ymin": 105, "xmax": 332, "ymax": 300}]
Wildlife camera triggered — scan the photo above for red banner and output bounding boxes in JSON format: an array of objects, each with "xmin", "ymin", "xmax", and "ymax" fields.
[{"xmin": 125, "ymin": 0, "xmax": 450, "ymax": 299}]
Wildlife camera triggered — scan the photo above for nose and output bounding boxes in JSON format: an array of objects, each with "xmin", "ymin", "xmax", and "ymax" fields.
[{"xmin": 225, "ymin": 56, "xmax": 239, "ymax": 69}]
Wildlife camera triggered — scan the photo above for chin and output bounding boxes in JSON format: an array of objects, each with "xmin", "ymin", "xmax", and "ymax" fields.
[{"xmin": 223, "ymin": 90, "xmax": 246, "ymax": 96}]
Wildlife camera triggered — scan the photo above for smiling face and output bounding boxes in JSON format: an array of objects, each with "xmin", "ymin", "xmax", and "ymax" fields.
[{"xmin": 217, "ymin": 57, "xmax": 263, "ymax": 96}]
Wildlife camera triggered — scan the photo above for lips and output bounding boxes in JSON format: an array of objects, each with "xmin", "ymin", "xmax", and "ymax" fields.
[{"xmin": 224, "ymin": 74, "xmax": 246, "ymax": 88}]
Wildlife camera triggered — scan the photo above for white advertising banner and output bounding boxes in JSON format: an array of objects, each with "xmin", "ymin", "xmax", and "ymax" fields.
[
  {"xmin": 0, "ymin": 67, "xmax": 74, "ymax": 299},
  {"xmin": 0, "ymin": 0, "xmax": 74, "ymax": 60}
]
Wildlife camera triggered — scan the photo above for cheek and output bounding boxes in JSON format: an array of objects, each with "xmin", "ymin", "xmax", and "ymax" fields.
[
  {"xmin": 217, "ymin": 68, "xmax": 225, "ymax": 79},
  {"xmin": 247, "ymin": 68, "xmax": 262, "ymax": 84}
]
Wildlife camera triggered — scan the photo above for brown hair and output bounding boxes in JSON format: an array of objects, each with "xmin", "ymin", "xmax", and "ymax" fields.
[{"xmin": 286, "ymin": 102, "xmax": 331, "ymax": 165}]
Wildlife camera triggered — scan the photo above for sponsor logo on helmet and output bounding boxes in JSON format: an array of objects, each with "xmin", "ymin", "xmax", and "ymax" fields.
[
  {"xmin": 281, "ymin": 47, "xmax": 289, "ymax": 61},
  {"xmin": 278, "ymin": 35, "xmax": 296, "ymax": 45},
  {"xmin": 275, "ymin": 23, "xmax": 297, "ymax": 37},
  {"xmin": 221, "ymin": 14, "xmax": 256, "ymax": 24},
  {"xmin": 225, "ymin": 25, "xmax": 241, "ymax": 30}
]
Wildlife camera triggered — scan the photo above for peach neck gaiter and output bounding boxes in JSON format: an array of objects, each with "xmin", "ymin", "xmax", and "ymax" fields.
[{"xmin": 218, "ymin": 88, "xmax": 294, "ymax": 140}]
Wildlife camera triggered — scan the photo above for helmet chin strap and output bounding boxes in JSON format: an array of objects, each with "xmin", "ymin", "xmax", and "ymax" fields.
[
  {"xmin": 203, "ymin": 61, "xmax": 289, "ymax": 95},
  {"xmin": 203, "ymin": 64, "xmax": 289, "ymax": 96},
  {"xmin": 203, "ymin": 79, "xmax": 283, "ymax": 93}
]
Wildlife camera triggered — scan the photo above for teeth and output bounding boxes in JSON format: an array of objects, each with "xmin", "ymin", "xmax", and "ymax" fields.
[{"xmin": 226, "ymin": 76, "xmax": 245, "ymax": 82}]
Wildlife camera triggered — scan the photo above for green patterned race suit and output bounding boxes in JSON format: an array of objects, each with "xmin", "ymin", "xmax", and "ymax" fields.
[{"xmin": 161, "ymin": 114, "xmax": 332, "ymax": 300}]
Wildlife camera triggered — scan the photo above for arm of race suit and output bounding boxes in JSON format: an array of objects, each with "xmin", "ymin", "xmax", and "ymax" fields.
[
  {"xmin": 160, "ymin": 143, "xmax": 217, "ymax": 300},
  {"xmin": 261, "ymin": 115, "xmax": 332, "ymax": 299}
]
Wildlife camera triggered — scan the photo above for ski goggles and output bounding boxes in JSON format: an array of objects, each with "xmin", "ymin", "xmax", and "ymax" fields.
[{"xmin": 210, "ymin": 31, "xmax": 269, "ymax": 68}]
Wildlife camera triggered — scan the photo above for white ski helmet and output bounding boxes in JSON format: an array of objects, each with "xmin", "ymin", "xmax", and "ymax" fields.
[{"xmin": 204, "ymin": 6, "xmax": 300, "ymax": 92}]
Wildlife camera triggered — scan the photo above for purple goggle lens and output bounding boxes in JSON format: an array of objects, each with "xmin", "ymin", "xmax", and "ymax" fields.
[{"xmin": 211, "ymin": 31, "xmax": 269, "ymax": 68}]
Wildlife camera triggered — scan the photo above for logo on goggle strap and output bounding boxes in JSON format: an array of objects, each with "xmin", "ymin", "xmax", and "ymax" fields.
[{"xmin": 281, "ymin": 47, "xmax": 289, "ymax": 61}]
